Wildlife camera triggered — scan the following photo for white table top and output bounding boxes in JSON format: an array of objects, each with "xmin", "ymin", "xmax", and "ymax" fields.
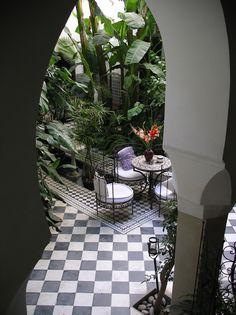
[{"xmin": 132, "ymin": 155, "xmax": 171, "ymax": 173}]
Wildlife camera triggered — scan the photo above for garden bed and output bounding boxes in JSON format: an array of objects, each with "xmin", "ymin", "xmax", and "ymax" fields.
[{"xmin": 131, "ymin": 288, "xmax": 172, "ymax": 315}]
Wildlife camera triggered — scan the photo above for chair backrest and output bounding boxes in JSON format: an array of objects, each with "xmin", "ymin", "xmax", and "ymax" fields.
[
  {"xmin": 117, "ymin": 146, "xmax": 136, "ymax": 171},
  {"xmin": 93, "ymin": 172, "xmax": 109, "ymax": 198}
]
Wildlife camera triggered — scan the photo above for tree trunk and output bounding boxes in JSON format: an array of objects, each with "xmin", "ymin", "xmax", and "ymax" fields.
[
  {"xmin": 76, "ymin": 0, "xmax": 88, "ymax": 64},
  {"xmin": 76, "ymin": 0, "xmax": 95, "ymax": 100},
  {"xmin": 154, "ymin": 257, "xmax": 175, "ymax": 314},
  {"xmin": 88, "ymin": 0, "xmax": 111, "ymax": 106}
]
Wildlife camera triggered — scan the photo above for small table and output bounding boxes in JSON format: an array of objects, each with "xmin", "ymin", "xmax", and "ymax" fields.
[{"xmin": 132, "ymin": 155, "xmax": 172, "ymax": 209}]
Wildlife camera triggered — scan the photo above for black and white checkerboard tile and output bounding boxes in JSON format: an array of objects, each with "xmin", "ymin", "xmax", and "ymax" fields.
[
  {"xmin": 26, "ymin": 200, "xmax": 167, "ymax": 315},
  {"xmin": 26, "ymin": 202, "xmax": 236, "ymax": 315}
]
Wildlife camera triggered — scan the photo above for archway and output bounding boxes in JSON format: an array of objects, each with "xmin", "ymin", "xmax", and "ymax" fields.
[{"xmin": 0, "ymin": 0, "xmax": 234, "ymax": 314}]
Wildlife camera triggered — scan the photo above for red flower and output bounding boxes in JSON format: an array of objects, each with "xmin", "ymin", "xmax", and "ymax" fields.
[
  {"xmin": 149, "ymin": 124, "xmax": 159, "ymax": 140},
  {"xmin": 131, "ymin": 123, "xmax": 160, "ymax": 149}
]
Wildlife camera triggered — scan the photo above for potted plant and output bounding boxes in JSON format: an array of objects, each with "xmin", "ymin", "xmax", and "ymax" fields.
[
  {"xmin": 131, "ymin": 123, "xmax": 161, "ymax": 163},
  {"xmin": 69, "ymin": 98, "xmax": 109, "ymax": 189},
  {"xmin": 132, "ymin": 200, "xmax": 178, "ymax": 315}
]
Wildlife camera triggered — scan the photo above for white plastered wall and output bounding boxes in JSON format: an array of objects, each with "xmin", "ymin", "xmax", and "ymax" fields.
[{"xmin": 146, "ymin": 0, "xmax": 231, "ymax": 218}]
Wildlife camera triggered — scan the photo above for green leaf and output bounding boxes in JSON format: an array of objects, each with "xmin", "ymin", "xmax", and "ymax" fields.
[
  {"xmin": 49, "ymin": 54, "xmax": 59, "ymax": 66},
  {"xmin": 124, "ymin": 75, "xmax": 133, "ymax": 90},
  {"xmin": 52, "ymin": 159, "xmax": 60, "ymax": 169},
  {"xmin": 100, "ymin": 16, "xmax": 114, "ymax": 36},
  {"xmin": 63, "ymin": 26, "xmax": 71, "ymax": 36},
  {"xmin": 125, "ymin": 40, "xmax": 150, "ymax": 65},
  {"xmin": 112, "ymin": 20, "xmax": 127, "ymax": 41},
  {"xmin": 76, "ymin": 73, "xmax": 91, "ymax": 85},
  {"xmin": 125, "ymin": 0, "xmax": 139, "ymax": 12},
  {"xmin": 74, "ymin": 81, "xmax": 88, "ymax": 93},
  {"xmin": 143, "ymin": 63, "xmax": 164, "ymax": 76},
  {"xmin": 56, "ymin": 37, "xmax": 78, "ymax": 65},
  {"xmin": 39, "ymin": 81, "xmax": 49, "ymax": 114},
  {"xmin": 118, "ymin": 12, "xmax": 145, "ymax": 29},
  {"xmin": 108, "ymin": 54, "xmax": 118, "ymax": 67},
  {"xmin": 127, "ymin": 102, "xmax": 144, "ymax": 120},
  {"xmin": 94, "ymin": 0, "xmax": 104, "ymax": 16},
  {"xmin": 59, "ymin": 164, "xmax": 77, "ymax": 170},
  {"xmin": 46, "ymin": 120, "xmax": 77, "ymax": 153},
  {"xmin": 111, "ymin": 43, "xmax": 128, "ymax": 64},
  {"xmin": 93, "ymin": 31, "xmax": 111, "ymax": 45},
  {"xmin": 124, "ymin": 74, "xmax": 140, "ymax": 90}
]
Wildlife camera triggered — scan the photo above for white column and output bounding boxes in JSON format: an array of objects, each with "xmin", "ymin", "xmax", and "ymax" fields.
[{"xmin": 146, "ymin": 0, "xmax": 231, "ymax": 312}]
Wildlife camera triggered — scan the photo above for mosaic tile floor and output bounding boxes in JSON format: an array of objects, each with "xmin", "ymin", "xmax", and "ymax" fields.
[
  {"xmin": 46, "ymin": 176, "xmax": 162, "ymax": 234},
  {"xmin": 26, "ymin": 199, "xmax": 236, "ymax": 315}
]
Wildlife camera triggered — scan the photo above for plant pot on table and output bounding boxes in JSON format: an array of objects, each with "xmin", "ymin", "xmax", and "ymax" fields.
[{"xmin": 144, "ymin": 149, "xmax": 154, "ymax": 163}]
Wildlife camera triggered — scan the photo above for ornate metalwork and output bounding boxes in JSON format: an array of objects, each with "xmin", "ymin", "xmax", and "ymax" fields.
[
  {"xmin": 96, "ymin": 198, "xmax": 133, "ymax": 210},
  {"xmin": 220, "ymin": 241, "xmax": 236, "ymax": 296}
]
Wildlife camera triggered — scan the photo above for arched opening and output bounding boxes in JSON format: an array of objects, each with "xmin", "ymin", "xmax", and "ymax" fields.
[
  {"xmin": 1, "ymin": 1, "xmax": 235, "ymax": 314},
  {"xmin": 31, "ymin": 1, "xmax": 173, "ymax": 311}
]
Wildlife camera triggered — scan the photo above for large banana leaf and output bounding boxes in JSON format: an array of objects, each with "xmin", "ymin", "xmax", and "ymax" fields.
[
  {"xmin": 112, "ymin": 20, "xmax": 127, "ymax": 41},
  {"xmin": 56, "ymin": 36, "xmax": 78, "ymax": 65},
  {"xmin": 125, "ymin": 39, "xmax": 150, "ymax": 65},
  {"xmin": 100, "ymin": 15, "xmax": 114, "ymax": 36},
  {"xmin": 93, "ymin": 31, "xmax": 111, "ymax": 45},
  {"xmin": 118, "ymin": 12, "xmax": 145, "ymax": 29},
  {"xmin": 46, "ymin": 120, "xmax": 77, "ymax": 153},
  {"xmin": 127, "ymin": 102, "xmax": 144, "ymax": 121},
  {"xmin": 143, "ymin": 63, "xmax": 165, "ymax": 77}
]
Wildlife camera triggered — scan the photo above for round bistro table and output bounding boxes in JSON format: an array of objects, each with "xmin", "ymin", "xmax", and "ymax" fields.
[{"xmin": 132, "ymin": 155, "xmax": 172, "ymax": 209}]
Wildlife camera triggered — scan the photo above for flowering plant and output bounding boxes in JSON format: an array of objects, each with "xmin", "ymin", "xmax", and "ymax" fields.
[{"xmin": 131, "ymin": 123, "xmax": 160, "ymax": 150}]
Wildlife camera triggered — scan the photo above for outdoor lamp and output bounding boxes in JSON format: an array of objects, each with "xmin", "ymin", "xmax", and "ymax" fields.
[{"xmin": 147, "ymin": 236, "xmax": 160, "ymax": 293}]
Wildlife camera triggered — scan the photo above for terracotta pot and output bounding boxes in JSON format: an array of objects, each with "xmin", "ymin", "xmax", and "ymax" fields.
[{"xmin": 144, "ymin": 149, "xmax": 154, "ymax": 163}]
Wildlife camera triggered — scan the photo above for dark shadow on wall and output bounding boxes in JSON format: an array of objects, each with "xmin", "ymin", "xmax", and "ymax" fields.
[
  {"xmin": 0, "ymin": 1, "xmax": 76, "ymax": 314},
  {"xmin": 221, "ymin": 0, "xmax": 236, "ymax": 204}
]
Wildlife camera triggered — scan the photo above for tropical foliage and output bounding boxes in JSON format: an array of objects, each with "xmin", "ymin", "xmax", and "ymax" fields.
[{"xmin": 37, "ymin": 0, "xmax": 166, "ymax": 228}]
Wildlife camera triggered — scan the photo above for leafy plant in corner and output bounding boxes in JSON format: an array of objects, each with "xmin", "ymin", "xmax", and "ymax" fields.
[
  {"xmin": 69, "ymin": 98, "xmax": 109, "ymax": 187},
  {"xmin": 142, "ymin": 200, "xmax": 178, "ymax": 315},
  {"xmin": 36, "ymin": 125, "xmax": 65, "ymax": 232}
]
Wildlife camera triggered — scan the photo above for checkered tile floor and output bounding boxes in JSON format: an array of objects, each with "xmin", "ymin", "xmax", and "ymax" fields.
[{"xmin": 26, "ymin": 201, "xmax": 236, "ymax": 315}]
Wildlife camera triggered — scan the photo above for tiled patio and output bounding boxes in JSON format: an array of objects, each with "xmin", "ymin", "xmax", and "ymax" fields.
[{"xmin": 26, "ymin": 199, "xmax": 236, "ymax": 315}]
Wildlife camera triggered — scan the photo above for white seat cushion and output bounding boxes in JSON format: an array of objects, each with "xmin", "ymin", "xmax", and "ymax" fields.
[
  {"xmin": 116, "ymin": 165, "xmax": 146, "ymax": 181},
  {"xmin": 154, "ymin": 179, "xmax": 175, "ymax": 200},
  {"xmin": 100, "ymin": 183, "xmax": 134, "ymax": 204}
]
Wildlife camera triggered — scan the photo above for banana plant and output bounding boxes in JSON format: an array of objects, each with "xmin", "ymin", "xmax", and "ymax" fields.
[
  {"xmin": 36, "ymin": 125, "xmax": 65, "ymax": 232},
  {"xmin": 45, "ymin": 120, "xmax": 79, "ymax": 172},
  {"xmin": 36, "ymin": 120, "xmax": 80, "ymax": 230},
  {"xmin": 69, "ymin": 98, "xmax": 109, "ymax": 185},
  {"xmin": 41, "ymin": 53, "xmax": 88, "ymax": 122},
  {"xmin": 88, "ymin": 0, "xmax": 111, "ymax": 105}
]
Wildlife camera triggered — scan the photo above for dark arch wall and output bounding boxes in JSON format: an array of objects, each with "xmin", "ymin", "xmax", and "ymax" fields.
[
  {"xmin": 221, "ymin": 0, "xmax": 236, "ymax": 203},
  {"xmin": 0, "ymin": 1, "xmax": 235, "ymax": 314},
  {"xmin": 0, "ymin": 1, "xmax": 76, "ymax": 314}
]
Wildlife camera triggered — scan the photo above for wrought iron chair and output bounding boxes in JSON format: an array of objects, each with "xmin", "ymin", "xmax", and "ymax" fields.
[
  {"xmin": 93, "ymin": 161, "xmax": 134, "ymax": 223},
  {"xmin": 148, "ymin": 144, "xmax": 176, "ymax": 213},
  {"xmin": 113, "ymin": 143, "xmax": 147, "ymax": 198},
  {"xmin": 153, "ymin": 171, "xmax": 177, "ymax": 216},
  {"xmin": 154, "ymin": 177, "xmax": 177, "ymax": 201}
]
